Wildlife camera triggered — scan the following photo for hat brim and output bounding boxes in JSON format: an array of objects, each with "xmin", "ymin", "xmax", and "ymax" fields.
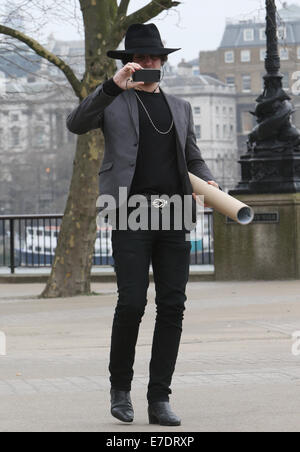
[{"xmin": 107, "ymin": 47, "xmax": 181, "ymax": 59}]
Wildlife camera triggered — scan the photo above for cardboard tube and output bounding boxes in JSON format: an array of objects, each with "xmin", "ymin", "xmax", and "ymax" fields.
[{"xmin": 189, "ymin": 172, "xmax": 254, "ymax": 225}]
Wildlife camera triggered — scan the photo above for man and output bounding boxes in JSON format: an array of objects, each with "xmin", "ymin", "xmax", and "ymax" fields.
[{"xmin": 67, "ymin": 23, "xmax": 219, "ymax": 426}]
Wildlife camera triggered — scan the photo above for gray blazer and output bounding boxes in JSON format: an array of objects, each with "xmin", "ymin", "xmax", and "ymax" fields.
[{"xmin": 66, "ymin": 83, "xmax": 215, "ymax": 224}]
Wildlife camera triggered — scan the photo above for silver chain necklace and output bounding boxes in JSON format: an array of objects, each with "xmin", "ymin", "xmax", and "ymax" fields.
[{"xmin": 134, "ymin": 90, "xmax": 174, "ymax": 135}]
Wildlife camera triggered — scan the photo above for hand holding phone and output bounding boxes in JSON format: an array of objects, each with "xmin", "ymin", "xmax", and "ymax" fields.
[{"xmin": 113, "ymin": 63, "xmax": 145, "ymax": 90}]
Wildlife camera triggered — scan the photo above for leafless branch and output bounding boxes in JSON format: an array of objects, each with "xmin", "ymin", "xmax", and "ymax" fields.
[
  {"xmin": 0, "ymin": 53, "xmax": 73, "ymax": 99},
  {"xmin": 118, "ymin": 0, "xmax": 130, "ymax": 18},
  {"xmin": 121, "ymin": 0, "xmax": 181, "ymax": 31},
  {"xmin": 0, "ymin": 0, "xmax": 84, "ymax": 43},
  {"xmin": 0, "ymin": 24, "xmax": 82, "ymax": 97}
]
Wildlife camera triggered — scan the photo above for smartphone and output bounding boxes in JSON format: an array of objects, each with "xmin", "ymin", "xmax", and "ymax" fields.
[{"xmin": 132, "ymin": 69, "xmax": 161, "ymax": 83}]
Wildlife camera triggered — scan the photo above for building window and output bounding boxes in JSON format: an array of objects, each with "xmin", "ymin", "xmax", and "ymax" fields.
[
  {"xmin": 11, "ymin": 127, "xmax": 20, "ymax": 146},
  {"xmin": 194, "ymin": 106, "xmax": 201, "ymax": 115},
  {"xmin": 216, "ymin": 106, "xmax": 220, "ymax": 115},
  {"xmin": 244, "ymin": 29, "xmax": 254, "ymax": 41},
  {"xmin": 195, "ymin": 125, "xmax": 201, "ymax": 140},
  {"xmin": 242, "ymin": 111, "xmax": 253, "ymax": 133},
  {"xmin": 226, "ymin": 76, "xmax": 235, "ymax": 86},
  {"xmin": 223, "ymin": 106, "xmax": 227, "ymax": 115},
  {"xmin": 278, "ymin": 26, "xmax": 287, "ymax": 40},
  {"xmin": 229, "ymin": 124, "xmax": 235, "ymax": 138},
  {"xmin": 223, "ymin": 124, "xmax": 227, "ymax": 139},
  {"xmin": 260, "ymin": 48, "xmax": 266, "ymax": 61},
  {"xmin": 34, "ymin": 127, "xmax": 45, "ymax": 146},
  {"xmin": 241, "ymin": 50, "xmax": 251, "ymax": 63},
  {"xmin": 217, "ymin": 154, "xmax": 223, "ymax": 172},
  {"xmin": 56, "ymin": 113, "xmax": 64, "ymax": 145},
  {"xmin": 242, "ymin": 75, "xmax": 251, "ymax": 92},
  {"xmin": 282, "ymin": 72, "xmax": 290, "ymax": 90},
  {"xmin": 229, "ymin": 107, "xmax": 234, "ymax": 116},
  {"xmin": 12, "ymin": 114, "xmax": 19, "ymax": 122},
  {"xmin": 280, "ymin": 48, "xmax": 289, "ymax": 60},
  {"xmin": 261, "ymin": 73, "xmax": 265, "ymax": 90},
  {"xmin": 260, "ymin": 28, "xmax": 266, "ymax": 41},
  {"xmin": 216, "ymin": 124, "xmax": 220, "ymax": 139},
  {"xmin": 225, "ymin": 51, "xmax": 234, "ymax": 63}
]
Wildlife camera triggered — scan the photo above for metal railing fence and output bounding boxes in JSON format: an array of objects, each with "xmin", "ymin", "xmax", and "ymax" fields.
[{"xmin": 0, "ymin": 212, "xmax": 214, "ymax": 274}]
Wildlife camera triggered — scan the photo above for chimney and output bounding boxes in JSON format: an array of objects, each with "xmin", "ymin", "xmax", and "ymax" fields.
[{"xmin": 177, "ymin": 59, "xmax": 193, "ymax": 77}]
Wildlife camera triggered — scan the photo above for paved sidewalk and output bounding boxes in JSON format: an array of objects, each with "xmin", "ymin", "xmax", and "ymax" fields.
[
  {"xmin": 0, "ymin": 265, "xmax": 214, "ymax": 283},
  {"xmin": 0, "ymin": 279, "xmax": 299, "ymax": 432}
]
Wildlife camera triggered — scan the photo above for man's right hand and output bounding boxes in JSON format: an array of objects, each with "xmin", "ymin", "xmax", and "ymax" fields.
[{"xmin": 113, "ymin": 62, "xmax": 145, "ymax": 91}]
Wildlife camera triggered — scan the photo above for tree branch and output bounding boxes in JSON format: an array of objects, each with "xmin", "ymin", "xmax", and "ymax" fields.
[
  {"xmin": 0, "ymin": 24, "xmax": 82, "ymax": 98},
  {"xmin": 118, "ymin": 0, "xmax": 131, "ymax": 18},
  {"xmin": 0, "ymin": 53, "xmax": 72, "ymax": 98},
  {"xmin": 122, "ymin": 0, "xmax": 180, "ymax": 30}
]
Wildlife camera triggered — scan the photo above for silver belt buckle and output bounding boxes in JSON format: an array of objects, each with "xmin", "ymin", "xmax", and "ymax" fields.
[{"xmin": 152, "ymin": 198, "xmax": 168, "ymax": 209}]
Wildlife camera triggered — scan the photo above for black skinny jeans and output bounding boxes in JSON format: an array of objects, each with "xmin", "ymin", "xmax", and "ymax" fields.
[{"xmin": 109, "ymin": 206, "xmax": 191, "ymax": 403}]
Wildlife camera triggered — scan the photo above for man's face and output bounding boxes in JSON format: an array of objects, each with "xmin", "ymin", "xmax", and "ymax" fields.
[{"xmin": 132, "ymin": 54, "xmax": 162, "ymax": 70}]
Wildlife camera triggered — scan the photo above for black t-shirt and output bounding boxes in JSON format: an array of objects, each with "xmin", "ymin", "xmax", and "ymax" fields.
[
  {"xmin": 102, "ymin": 79, "xmax": 192, "ymax": 230},
  {"xmin": 129, "ymin": 90, "xmax": 183, "ymax": 197},
  {"xmin": 102, "ymin": 78, "xmax": 183, "ymax": 197}
]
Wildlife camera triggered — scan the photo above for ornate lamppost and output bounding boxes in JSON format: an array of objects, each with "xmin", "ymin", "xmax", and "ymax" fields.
[{"xmin": 232, "ymin": 0, "xmax": 300, "ymax": 194}]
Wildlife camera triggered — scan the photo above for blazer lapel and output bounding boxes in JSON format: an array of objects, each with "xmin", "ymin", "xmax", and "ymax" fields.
[
  {"xmin": 124, "ymin": 89, "xmax": 139, "ymax": 140},
  {"xmin": 124, "ymin": 88, "xmax": 187, "ymax": 150},
  {"xmin": 161, "ymin": 89, "xmax": 192, "ymax": 194},
  {"xmin": 161, "ymin": 89, "xmax": 187, "ymax": 155}
]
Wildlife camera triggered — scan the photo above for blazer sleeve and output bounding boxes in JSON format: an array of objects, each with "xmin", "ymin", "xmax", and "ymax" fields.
[
  {"xmin": 66, "ymin": 83, "xmax": 119, "ymax": 135},
  {"xmin": 185, "ymin": 102, "xmax": 215, "ymax": 182}
]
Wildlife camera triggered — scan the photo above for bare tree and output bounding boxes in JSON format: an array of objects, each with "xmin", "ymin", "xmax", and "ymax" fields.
[{"xmin": 0, "ymin": 0, "xmax": 180, "ymax": 297}]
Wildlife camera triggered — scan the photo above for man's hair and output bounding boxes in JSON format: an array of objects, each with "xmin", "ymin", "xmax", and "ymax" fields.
[{"xmin": 121, "ymin": 54, "xmax": 168, "ymax": 66}]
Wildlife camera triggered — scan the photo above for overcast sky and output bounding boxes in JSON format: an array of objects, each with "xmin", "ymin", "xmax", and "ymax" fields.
[{"xmin": 39, "ymin": 0, "xmax": 300, "ymax": 65}]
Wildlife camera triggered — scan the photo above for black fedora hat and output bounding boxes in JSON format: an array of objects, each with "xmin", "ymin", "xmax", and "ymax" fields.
[{"xmin": 107, "ymin": 23, "xmax": 180, "ymax": 60}]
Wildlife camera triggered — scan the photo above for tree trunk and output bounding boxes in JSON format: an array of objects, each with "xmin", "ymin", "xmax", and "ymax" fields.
[
  {"xmin": 0, "ymin": 0, "xmax": 180, "ymax": 298},
  {"xmin": 40, "ymin": 0, "xmax": 119, "ymax": 298},
  {"xmin": 41, "ymin": 130, "xmax": 104, "ymax": 297}
]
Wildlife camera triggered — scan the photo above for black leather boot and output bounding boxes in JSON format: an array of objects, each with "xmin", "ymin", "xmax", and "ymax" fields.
[
  {"xmin": 110, "ymin": 389, "xmax": 134, "ymax": 423},
  {"xmin": 148, "ymin": 401, "xmax": 181, "ymax": 426}
]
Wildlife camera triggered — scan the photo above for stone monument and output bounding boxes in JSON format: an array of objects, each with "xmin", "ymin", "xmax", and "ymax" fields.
[{"xmin": 214, "ymin": 0, "xmax": 300, "ymax": 280}]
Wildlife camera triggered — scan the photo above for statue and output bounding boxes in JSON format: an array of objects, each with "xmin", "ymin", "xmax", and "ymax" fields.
[{"xmin": 233, "ymin": 0, "xmax": 300, "ymax": 194}]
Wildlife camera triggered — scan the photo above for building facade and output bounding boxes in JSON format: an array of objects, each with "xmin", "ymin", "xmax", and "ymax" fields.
[
  {"xmin": 0, "ymin": 35, "xmax": 85, "ymax": 214},
  {"xmin": 162, "ymin": 61, "xmax": 239, "ymax": 192},
  {"xmin": 200, "ymin": 3, "xmax": 300, "ymax": 154},
  {"xmin": 0, "ymin": 74, "xmax": 76, "ymax": 214},
  {"xmin": 0, "ymin": 36, "xmax": 238, "ymax": 216}
]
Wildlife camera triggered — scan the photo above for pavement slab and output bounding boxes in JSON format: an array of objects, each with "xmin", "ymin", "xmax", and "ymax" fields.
[{"xmin": 0, "ymin": 280, "xmax": 299, "ymax": 432}]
